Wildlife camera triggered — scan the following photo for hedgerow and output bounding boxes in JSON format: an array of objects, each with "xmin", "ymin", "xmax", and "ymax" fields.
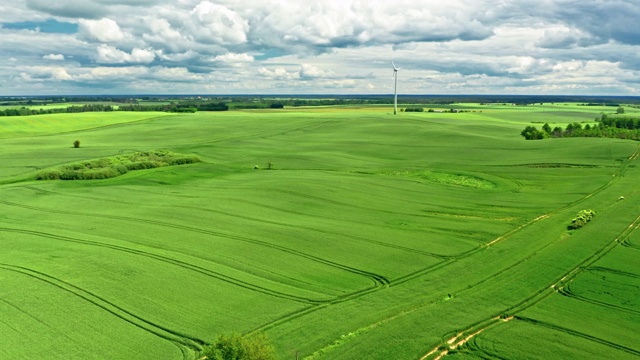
[{"xmin": 35, "ymin": 150, "xmax": 201, "ymax": 181}]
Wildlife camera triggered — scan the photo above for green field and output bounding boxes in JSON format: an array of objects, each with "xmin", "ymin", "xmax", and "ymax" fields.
[{"xmin": 0, "ymin": 103, "xmax": 638, "ymax": 359}]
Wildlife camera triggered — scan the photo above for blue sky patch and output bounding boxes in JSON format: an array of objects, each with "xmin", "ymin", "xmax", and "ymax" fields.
[
  {"xmin": 2, "ymin": 19, "xmax": 78, "ymax": 34},
  {"xmin": 254, "ymin": 49, "xmax": 287, "ymax": 61}
]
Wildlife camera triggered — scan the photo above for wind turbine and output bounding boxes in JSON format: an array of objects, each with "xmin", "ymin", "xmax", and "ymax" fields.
[{"xmin": 392, "ymin": 61, "xmax": 399, "ymax": 115}]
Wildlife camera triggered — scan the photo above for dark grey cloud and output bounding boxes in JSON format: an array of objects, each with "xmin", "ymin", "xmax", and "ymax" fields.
[{"xmin": 558, "ymin": 1, "xmax": 640, "ymax": 45}]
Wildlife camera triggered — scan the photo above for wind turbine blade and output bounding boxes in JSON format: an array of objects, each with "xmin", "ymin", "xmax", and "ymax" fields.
[{"xmin": 392, "ymin": 61, "xmax": 398, "ymax": 71}]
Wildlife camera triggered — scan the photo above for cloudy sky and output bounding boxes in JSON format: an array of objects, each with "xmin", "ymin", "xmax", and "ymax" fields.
[{"xmin": 1, "ymin": 0, "xmax": 639, "ymax": 96}]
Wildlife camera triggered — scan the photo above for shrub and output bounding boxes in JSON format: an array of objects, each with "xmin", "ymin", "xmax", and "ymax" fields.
[
  {"xmin": 568, "ymin": 209, "xmax": 596, "ymax": 230},
  {"xmin": 202, "ymin": 333, "xmax": 275, "ymax": 360},
  {"xmin": 35, "ymin": 170, "xmax": 62, "ymax": 180},
  {"xmin": 73, "ymin": 140, "xmax": 80, "ymax": 148},
  {"xmin": 126, "ymin": 161, "xmax": 160, "ymax": 171},
  {"xmin": 114, "ymin": 165, "xmax": 128, "ymax": 175}
]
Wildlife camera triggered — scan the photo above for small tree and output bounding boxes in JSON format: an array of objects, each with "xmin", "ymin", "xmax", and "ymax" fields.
[
  {"xmin": 616, "ymin": 106, "xmax": 625, "ymax": 114},
  {"xmin": 202, "ymin": 333, "xmax": 275, "ymax": 360},
  {"xmin": 73, "ymin": 140, "xmax": 81, "ymax": 148},
  {"xmin": 521, "ymin": 126, "xmax": 545, "ymax": 140}
]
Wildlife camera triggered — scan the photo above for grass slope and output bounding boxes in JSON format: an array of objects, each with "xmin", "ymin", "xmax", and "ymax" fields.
[{"xmin": 0, "ymin": 105, "xmax": 638, "ymax": 359}]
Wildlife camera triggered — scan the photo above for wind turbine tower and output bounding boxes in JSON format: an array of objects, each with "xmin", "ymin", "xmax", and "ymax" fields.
[{"xmin": 392, "ymin": 61, "xmax": 399, "ymax": 115}]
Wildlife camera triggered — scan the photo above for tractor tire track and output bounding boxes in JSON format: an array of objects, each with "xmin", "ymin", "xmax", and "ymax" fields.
[
  {"xmin": 169, "ymin": 204, "xmax": 450, "ymax": 259},
  {"xmin": 420, "ymin": 212, "xmax": 640, "ymax": 360},
  {"xmin": 516, "ymin": 316, "xmax": 640, "ymax": 356},
  {"xmin": 557, "ymin": 282, "xmax": 640, "ymax": 315},
  {"xmin": 420, "ymin": 146, "xmax": 640, "ymax": 359},
  {"xmin": 0, "ymin": 227, "xmax": 336, "ymax": 304},
  {"xmin": 208, "ymin": 197, "xmax": 452, "ymax": 257},
  {"xmin": 1, "ymin": 115, "xmax": 172, "ymax": 140},
  {"xmin": 259, "ymin": 145, "xmax": 640, "ymax": 357},
  {"xmin": 22, "ymin": 184, "xmax": 446, "ymax": 256},
  {"xmin": 588, "ymin": 266, "xmax": 640, "ymax": 279},
  {"xmin": 0, "ymin": 263, "xmax": 199, "ymax": 359},
  {"xmin": 0, "ymin": 200, "xmax": 390, "ymax": 291}
]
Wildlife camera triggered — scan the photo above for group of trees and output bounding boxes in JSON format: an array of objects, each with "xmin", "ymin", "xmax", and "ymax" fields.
[
  {"xmin": 0, "ymin": 102, "xmax": 229, "ymax": 117},
  {"xmin": 521, "ymin": 115, "xmax": 640, "ymax": 141}
]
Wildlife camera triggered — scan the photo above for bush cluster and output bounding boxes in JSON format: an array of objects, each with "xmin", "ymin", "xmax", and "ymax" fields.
[
  {"xmin": 568, "ymin": 209, "xmax": 595, "ymax": 230},
  {"xmin": 202, "ymin": 333, "xmax": 275, "ymax": 360},
  {"xmin": 35, "ymin": 150, "xmax": 200, "ymax": 181}
]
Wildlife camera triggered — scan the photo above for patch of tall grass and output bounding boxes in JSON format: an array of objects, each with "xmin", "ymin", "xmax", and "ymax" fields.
[{"xmin": 35, "ymin": 150, "xmax": 201, "ymax": 180}]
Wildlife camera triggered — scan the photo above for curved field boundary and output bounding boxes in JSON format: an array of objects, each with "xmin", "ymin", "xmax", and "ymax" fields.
[{"xmin": 0, "ymin": 263, "xmax": 200, "ymax": 360}]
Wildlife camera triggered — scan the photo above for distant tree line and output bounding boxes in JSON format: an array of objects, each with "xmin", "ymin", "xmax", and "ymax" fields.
[
  {"xmin": 0, "ymin": 102, "xmax": 229, "ymax": 117},
  {"xmin": 521, "ymin": 115, "xmax": 640, "ymax": 141}
]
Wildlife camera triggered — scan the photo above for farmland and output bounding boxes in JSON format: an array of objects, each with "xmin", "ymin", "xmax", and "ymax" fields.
[{"xmin": 0, "ymin": 103, "xmax": 639, "ymax": 359}]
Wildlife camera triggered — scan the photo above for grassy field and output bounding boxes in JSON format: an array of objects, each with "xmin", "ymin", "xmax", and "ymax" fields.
[{"xmin": 0, "ymin": 103, "xmax": 638, "ymax": 359}]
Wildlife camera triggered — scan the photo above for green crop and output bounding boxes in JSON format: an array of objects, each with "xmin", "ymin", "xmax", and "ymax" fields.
[{"xmin": 0, "ymin": 105, "xmax": 638, "ymax": 359}]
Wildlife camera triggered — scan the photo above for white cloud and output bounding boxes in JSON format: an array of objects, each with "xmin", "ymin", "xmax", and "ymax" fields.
[
  {"xmin": 257, "ymin": 67, "xmax": 298, "ymax": 80},
  {"xmin": 188, "ymin": 1, "xmax": 249, "ymax": 45},
  {"xmin": 299, "ymin": 64, "xmax": 332, "ymax": 79},
  {"xmin": 51, "ymin": 68, "xmax": 73, "ymax": 80},
  {"xmin": 95, "ymin": 45, "xmax": 156, "ymax": 64},
  {"xmin": 79, "ymin": 18, "xmax": 127, "ymax": 42},
  {"xmin": 43, "ymin": 54, "xmax": 65, "ymax": 60},
  {"xmin": 0, "ymin": 0, "xmax": 639, "ymax": 95},
  {"xmin": 211, "ymin": 53, "xmax": 254, "ymax": 64}
]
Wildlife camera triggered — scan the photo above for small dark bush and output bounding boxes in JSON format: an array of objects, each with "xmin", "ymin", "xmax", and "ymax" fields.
[
  {"xmin": 202, "ymin": 333, "xmax": 275, "ymax": 360},
  {"xmin": 167, "ymin": 156, "xmax": 200, "ymax": 165},
  {"xmin": 114, "ymin": 165, "xmax": 128, "ymax": 175},
  {"xmin": 73, "ymin": 140, "xmax": 80, "ymax": 148},
  {"xmin": 60, "ymin": 170, "xmax": 81, "ymax": 180}
]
